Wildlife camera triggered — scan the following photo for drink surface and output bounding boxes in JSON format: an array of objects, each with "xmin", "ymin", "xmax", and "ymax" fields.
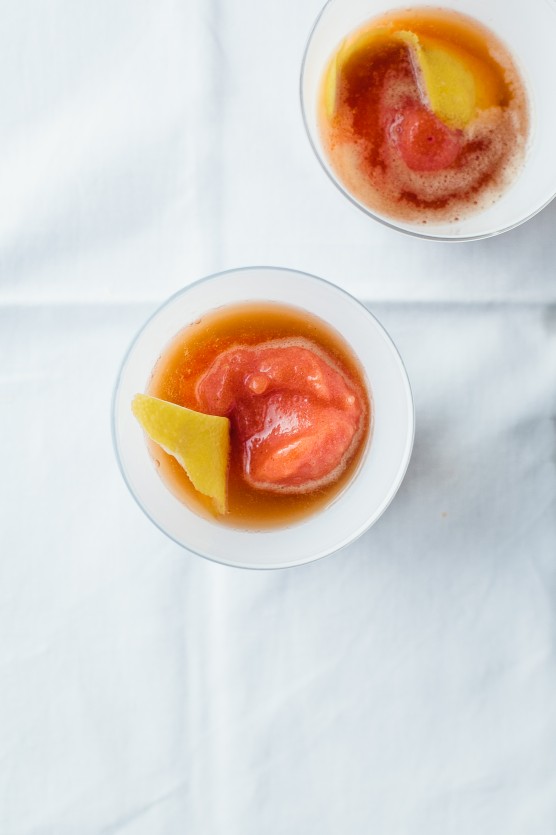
[
  {"xmin": 147, "ymin": 302, "xmax": 371, "ymax": 529},
  {"xmin": 319, "ymin": 7, "xmax": 529, "ymax": 224}
]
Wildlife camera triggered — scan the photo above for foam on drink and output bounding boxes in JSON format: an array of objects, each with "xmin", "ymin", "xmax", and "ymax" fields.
[{"xmin": 319, "ymin": 7, "xmax": 529, "ymax": 224}]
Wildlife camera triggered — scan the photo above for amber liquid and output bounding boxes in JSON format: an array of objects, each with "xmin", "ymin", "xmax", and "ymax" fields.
[
  {"xmin": 146, "ymin": 302, "xmax": 371, "ymax": 530},
  {"xmin": 320, "ymin": 7, "xmax": 529, "ymax": 223}
]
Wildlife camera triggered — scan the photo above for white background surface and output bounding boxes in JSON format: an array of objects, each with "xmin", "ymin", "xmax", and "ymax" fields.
[{"xmin": 1, "ymin": 1, "xmax": 556, "ymax": 833}]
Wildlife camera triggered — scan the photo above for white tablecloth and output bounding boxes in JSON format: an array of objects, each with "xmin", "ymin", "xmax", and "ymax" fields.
[{"xmin": 2, "ymin": 2, "xmax": 556, "ymax": 833}]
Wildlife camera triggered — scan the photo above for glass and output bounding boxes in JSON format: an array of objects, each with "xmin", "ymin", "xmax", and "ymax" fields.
[
  {"xmin": 300, "ymin": 0, "xmax": 556, "ymax": 240},
  {"xmin": 112, "ymin": 267, "xmax": 414, "ymax": 569}
]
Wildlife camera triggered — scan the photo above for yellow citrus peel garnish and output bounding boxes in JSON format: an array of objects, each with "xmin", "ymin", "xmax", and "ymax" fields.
[
  {"xmin": 323, "ymin": 26, "xmax": 497, "ymax": 130},
  {"xmin": 132, "ymin": 393, "xmax": 230, "ymax": 514},
  {"xmin": 398, "ymin": 31, "xmax": 476, "ymax": 129}
]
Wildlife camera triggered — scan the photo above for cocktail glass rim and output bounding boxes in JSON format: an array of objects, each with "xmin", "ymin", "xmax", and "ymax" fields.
[
  {"xmin": 299, "ymin": 0, "xmax": 556, "ymax": 242},
  {"xmin": 112, "ymin": 265, "xmax": 415, "ymax": 569}
]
